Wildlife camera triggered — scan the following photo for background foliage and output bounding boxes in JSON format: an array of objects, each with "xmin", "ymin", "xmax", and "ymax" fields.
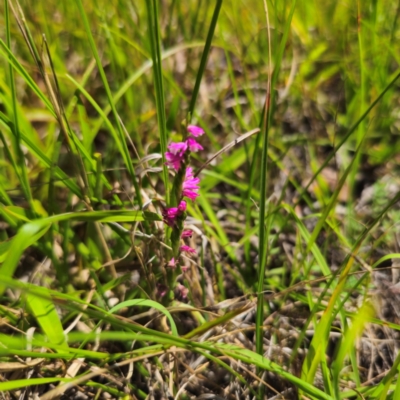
[{"xmin": 1, "ymin": 0, "xmax": 400, "ymax": 398}]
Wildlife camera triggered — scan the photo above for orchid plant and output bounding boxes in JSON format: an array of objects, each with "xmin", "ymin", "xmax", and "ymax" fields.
[{"xmin": 160, "ymin": 124, "xmax": 204, "ymax": 299}]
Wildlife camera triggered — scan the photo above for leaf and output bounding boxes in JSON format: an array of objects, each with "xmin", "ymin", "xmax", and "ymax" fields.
[
  {"xmin": 0, "ymin": 378, "xmax": 69, "ymax": 391},
  {"xmin": 0, "ymin": 210, "xmax": 161, "ymax": 295},
  {"xmin": 109, "ymin": 299, "xmax": 178, "ymax": 336},
  {"xmin": 26, "ymin": 287, "xmax": 69, "ymax": 351}
]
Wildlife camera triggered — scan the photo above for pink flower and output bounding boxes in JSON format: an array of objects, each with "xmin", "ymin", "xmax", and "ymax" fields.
[
  {"xmin": 162, "ymin": 206, "xmax": 179, "ymax": 227},
  {"xmin": 162, "ymin": 201, "xmax": 186, "ymax": 227},
  {"xmin": 186, "ymin": 137, "xmax": 203, "ymax": 152},
  {"xmin": 168, "ymin": 257, "xmax": 178, "ymax": 268},
  {"xmin": 181, "ymin": 229, "xmax": 193, "ymax": 238},
  {"xmin": 181, "ymin": 265, "xmax": 190, "ymax": 272},
  {"xmin": 182, "ymin": 167, "xmax": 200, "ymax": 201},
  {"xmin": 168, "ymin": 141, "xmax": 188, "ymax": 155},
  {"xmin": 165, "ymin": 151, "xmax": 184, "ymax": 171},
  {"xmin": 178, "ymin": 200, "xmax": 187, "ymax": 212},
  {"xmin": 187, "ymin": 125, "xmax": 204, "ymax": 137},
  {"xmin": 180, "ymin": 245, "xmax": 196, "ymax": 254},
  {"xmin": 176, "ymin": 283, "xmax": 189, "ymax": 299}
]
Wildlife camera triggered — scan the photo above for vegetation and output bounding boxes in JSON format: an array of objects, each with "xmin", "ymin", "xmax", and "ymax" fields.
[{"xmin": 1, "ymin": 0, "xmax": 400, "ymax": 398}]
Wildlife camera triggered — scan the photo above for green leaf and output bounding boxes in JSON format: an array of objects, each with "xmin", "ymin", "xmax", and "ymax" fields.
[
  {"xmin": 0, "ymin": 210, "xmax": 161, "ymax": 295},
  {"xmin": 145, "ymin": 0, "xmax": 169, "ymax": 203},
  {"xmin": 0, "ymin": 112, "xmax": 82, "ymax": 197},
  {"xmin": 0, "ymin": 378, "xmax": 69, "ymax": 391},
  {"xmin": 26, "ymin": 287, "xmax": 69, "ymax": 351},
  {"xmin": 0, "ymin": 39, "xmax": 56, "ymax": 117},
  {"xmin": 73, "ymin": 0, "xmax": 143, "ymax": 208},
  {"xmin": 109, "ymin": 299, "xmax": 178, "ymax": 336}
]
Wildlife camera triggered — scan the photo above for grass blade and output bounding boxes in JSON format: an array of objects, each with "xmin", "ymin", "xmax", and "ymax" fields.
[
  {"xmin": 74, "ymin": 0, "xmax": 142, "ymax": 208},
  {"xmin": 4, "ymin": 0, "xmax": 33, "ymax": 206},
  {"xmin": 26, "ymin": 287, "xmax": 69, "ymax": 351},
  {"xmin": 0, "ymin": 378, "xmax": 69, "ymax": 391},
  {"xmin": 145, "ymin": 0, "xmax": 170, "ymax": 203},
  {"xmin": 109, "ymin": 299, "xmax": 178, "ymax": 336},
  {"xmin": 297, "ymin": 70, "xmax": 400, "ymax": 208},
  {"xmin": 0, "ymin": 210, "xmax": 161, "ymax": 295},
  {"xmin": 187, "ymin": 0, "xmax": 223, "ymax": 121},
  {"xmin": 253, "ymin": 6, "xmax": 298, "ymax": 378}
]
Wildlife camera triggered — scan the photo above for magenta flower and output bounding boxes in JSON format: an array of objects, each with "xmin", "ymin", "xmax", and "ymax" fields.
[
  {"xmin": 181, "ymin": 229, "xmax": 193, "ymax": 238},
  {"xmin": 182, "ymin": 167, "xmax": 200, "ymax": 201},
  {"xmin": 180, "ymin": 245, "xmax": 196, "ymax": 254},
  {"xmin": 178, "ymin": 200, "xmax": 187, "ymax": 212},
  {"xmin": 168, "ymin": 141, "xmax": 188, "ymax": 155},
  {"xmin": 162, "ymin": 201, "xmax": 186, "ymax": 227},
  {"xmin": 165, "ymin": 151, "xmax": 184, "ymax": 171},
  {"xmin": 162, "ymin": 206, "xmax": 179, "ymax": 227},
  {"xmin": 186, "ymin": 137, "xmax": 203, "ymax": 152},
  {"xmin": 187, "ymin": 125, "xmax": 204, "ymax": 137}
]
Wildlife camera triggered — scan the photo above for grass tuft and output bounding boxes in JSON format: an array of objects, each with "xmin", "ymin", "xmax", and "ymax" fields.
[{"xmin": 1, "ymin": 0, "xmax": 400, "ymax": 398}]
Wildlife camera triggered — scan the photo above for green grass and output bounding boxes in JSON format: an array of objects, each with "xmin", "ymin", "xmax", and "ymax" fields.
[{"xmin": 1, "ymin": 0, "xmax": 400, "ymax": 398}]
